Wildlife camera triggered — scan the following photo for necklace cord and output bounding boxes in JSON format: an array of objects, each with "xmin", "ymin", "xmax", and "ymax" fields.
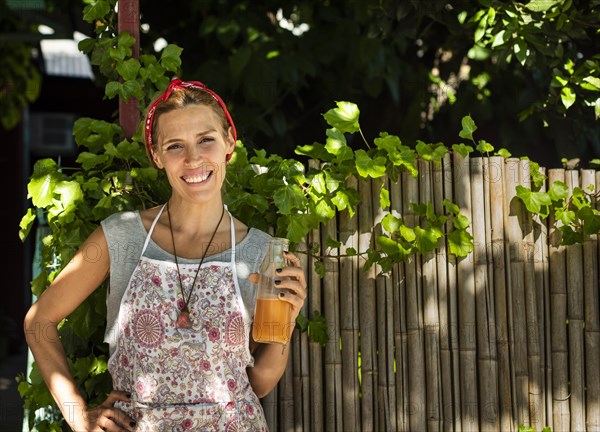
[{"xmin": 167, "ymin": 202, "xmax": 226, "ymax": 309}]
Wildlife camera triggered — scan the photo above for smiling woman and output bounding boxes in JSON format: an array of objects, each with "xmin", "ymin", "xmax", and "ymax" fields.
[{"xmin": 23, "ymin": 78, "xmax": 308, "ymax": 431}]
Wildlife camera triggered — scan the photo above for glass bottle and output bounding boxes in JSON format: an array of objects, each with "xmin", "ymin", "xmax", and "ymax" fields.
[{"xmin": 252, "ymin": 237, "xmax": 292, "ymax": 344}]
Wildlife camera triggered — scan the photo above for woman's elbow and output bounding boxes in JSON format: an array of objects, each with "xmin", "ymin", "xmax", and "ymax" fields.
[
  {"xmin": 252, "ymin": 383, "xmax": 274, "ymax": 399},
  {"xmin": 23, "ymin": 305, "xmax": 50, "ymax": 346}
]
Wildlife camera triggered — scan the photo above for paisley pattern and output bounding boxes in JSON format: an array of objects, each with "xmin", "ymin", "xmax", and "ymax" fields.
[{"xmin": 107, "ymin": 207, "xmax": 268, "ymax": 431}]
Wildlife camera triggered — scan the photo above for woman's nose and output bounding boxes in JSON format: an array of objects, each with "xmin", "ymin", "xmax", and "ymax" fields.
[{"xmin": 183, "ymin": 145, "xmax": 202, "ymax": 165}]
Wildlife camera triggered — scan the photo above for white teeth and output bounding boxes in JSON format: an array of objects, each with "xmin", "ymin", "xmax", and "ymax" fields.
[{"xmin": 185, "ymin": 172, "xmax": 211, "ymax": 183}]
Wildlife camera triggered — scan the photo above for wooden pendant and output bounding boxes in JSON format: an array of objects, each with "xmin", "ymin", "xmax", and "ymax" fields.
[{"xmin": 176, "ymin": 306, "xmax": 193, "ymax": 329}]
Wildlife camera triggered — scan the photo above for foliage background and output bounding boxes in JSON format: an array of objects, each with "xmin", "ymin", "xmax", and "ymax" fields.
[{"xmin": 2, "ymin": 0, "xmax": 600, "ymax": 430}]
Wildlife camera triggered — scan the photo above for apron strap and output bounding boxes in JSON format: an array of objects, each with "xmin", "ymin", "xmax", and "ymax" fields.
[{"xmin": 140, "ymin": 203, "xmax": 167, "ymax": 257}]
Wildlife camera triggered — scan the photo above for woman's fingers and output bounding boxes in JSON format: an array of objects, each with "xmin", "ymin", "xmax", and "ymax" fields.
[
  {"xmin": 103, "ymin": 390, "xmax": 131, "ymax": 406},
  {"xmin": 88, "ymin": 390, "xmax": 137, "ymax": 431}
]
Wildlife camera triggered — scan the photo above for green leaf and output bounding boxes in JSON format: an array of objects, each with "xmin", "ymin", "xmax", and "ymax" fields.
[
  {"xmin": 19, "ymin": 208, "xmax": 37, "ymax": 242},
  {"xmin": 582, "ymin": 76, "xmax": 600, "ymax": 91},
  {"xmin": 524, "ymin": 0, "xmax": 561, "ymax": 12},
  {"xmin": 560, "ymin": 225, "xmax": 582, "ymax": 245},
  {"xmin": 416, "ymin": 141, "xmax": 447, "ymax": 163},
  {"xmin": 514, "ymin": 39, "xmax": 529, "ymax": 66},
  {"xmin": 555, "ymin": 208, "xmax": 576, "ymax": 225},
  {"xmin": 579, "ymin": 207, "xmax": 600, "ymax": 235},
  {"xmin": 306, "ymin": 310, "xmax": 329, "ymax": 346},
  {"xmin": 121, "ymin": 80, "xmax": 144, "ymax": 101},
  {"xmin": 116, "ymin": 58, "xmax": 141, "ymax": 81},
  {"xmin": 325, "ymin": 128, "xmax": 354, "ymax": 161},
  {"xmin": 561, "ymin": 86, "xmax": 576, "ymax": 109},
  {"xmin": 476, "ymin": 139, "xmax": 494, "ymax": 154},
  {"xmin": 382, "ymin": 213, "xmax": 402, "ymax": 233},
  {"xmin": 273, "ymin": 184, "xmax": 307, "ymax": 215},
  {"xmin": 548, "ymin": 181, "xmax": 569, "ymax": 201},
  {"xmin": 443, "ymin": 199, "xmax": 460, "ymax": 215},
  {"xmin": 105, "ymin": 81, "xmax": 121, "ymax": 99},
  {"xmin": 448, "ymin": 229, "xmax": 474, "ymax": 257},
  {"xmin": 459, "ymin": 116, "xmax": 477, "ymax": 141},
  {"xmin": 452, "ymin": 143, "xmax": 474, "ymax": 157},
  {"xmin": 355, "ymin": 150, "xmax": 386, "ymax": 178},
  {"xmin": 49, "ymin": 181, "xmax": 84, "ymax": 218},
  {"xmin": 376, "ymin": 236, "xmax": 402, "ymax": 256},
  {"xmin": 78, "ymin": 38, "xmax": 95, "ymax": 54},
  {"xmin": 295, "ymin": 142, "xmax": 333, "ymax": 161},
  {"xmin": 380, "ymin": 186, "xmax": 390, "ymax": 209},
  {"xmin": 495, "ymin": 148, "xmax": 512, "ymax": 158},
  {"xmin": 323, "ymin": 101, "xmax": 360, "ymax": 133},
  {"xmin": 83, "ymin": 0, "xmax": 110, "ymax": 22},
  {"xmin": 399, "ymin": 225, "xmax": 416, "ymax": 242},
  {"xmin": 310, "ymin": 172, "xmax": 327, "ymax": 195},
  {"xmin": 374, "ymin": 133, "xmax": 418, "ymax": 176},
  {"xmin": 314, "ymin": 198, "xmax": 336, "ymax": 221},
  {"xmin": 285, "ymin": 214, "xmax": 312, "ymax": 243},
  {"xmin": 160, "ymin": 44, "xmax": 183, "ymax": 72},
  {"xmin": 516, "ymin": 185, "xmax": 552, "ymax": 213},
  {"xmin": 414, "ymin": 226, "xmax": 439, "ymax": 253},
  {"xmin": 453, "ymin": 214, "xmax": 471, "ymax": 230},
  {"xmin": 76, "ymin": 152, "xmax": 110, "ymax": 171},
  {"xmin": 28, "ymin": 159, "xmax": 61, "ymax": 208}
]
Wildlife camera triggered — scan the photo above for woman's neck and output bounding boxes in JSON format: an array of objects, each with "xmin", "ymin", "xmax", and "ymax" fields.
[{"xmin": 165, "ymin": 197, "xmax": 226, "ymax": 238}]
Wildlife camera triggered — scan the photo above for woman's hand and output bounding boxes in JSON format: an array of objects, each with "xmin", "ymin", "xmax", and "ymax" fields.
[
  {"xmin": 82, "ymin": 390, "xmax": 137, "ymax": 432},
  {"xmin": 273, "ymin": 251, "xmax": 307, "ymax": 323},
  {"xmin": 249, "ymin": 251, "xmax": 307, "ymax": 341}
]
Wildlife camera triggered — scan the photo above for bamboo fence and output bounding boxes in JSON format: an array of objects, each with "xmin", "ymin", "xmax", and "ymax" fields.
[{"xmin": 261, "ymin": 156, "xmax": 600, "ymax": 432}]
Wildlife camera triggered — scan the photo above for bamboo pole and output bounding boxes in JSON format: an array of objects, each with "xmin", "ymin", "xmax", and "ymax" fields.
[
  {"xmin": 420, "ymin": 159, "xmax": 442, "ymax": 432},
  {"xmin": 435, "ymin": 153, "xmax": 453, "ymax": 432},
  {"xmin": 453, "ymin": 151, "xmax": 478, "ymax": 431},
  {"xmin": 547, "ymin": 168, "xmax": 570, "ymax": 431},
  {"xmin": 444, "ymin": 153, "xmax": 461, "ymax": 432},
  {"xmin": 390, "ymin": 177, "xmax": 408, "ymax": 432},
  {"xmin": 518, "ymin": 160, "xmax": 543, "ymax": 430},
  {"xmin": 358, "ymin": 177, "xmax": 377, "ymax": 431},
  {"xmin": 582, "ymin": 169, "xmax": 600, "ymax": 431},
  {"xmin": 402, "ymin": 167, "xmax": 426, "ymax": 431},
  {"xmin": 340, "ymin": 176, "xmax": 361, "ymax": 432},
  {"xmin": 532, "ymin": 167, "xmax": 552, "ymax": 427},
  {"xmin": 308, "ymin": 160, "xmax": 324, "ymax": 431},
  {"xmin": 503, "ymin": 158, "xmax": 529, "ymax": 427},
  {"xmin": 321, "ymin": 205, "xmax": 342, "ymax": 431},
  {"xmin": 564, "ymin": 170, "xmax": 586, "ymax": 432},
  {"xmin": 531, "ymin": 166, "xmax": 551, "ymax": 428},
  {"xmin": 294, "ymin": 238, "xmax": 311, "ymax": 432},
  {"xmin": 488, "ymin": 156, "xmax": 513, "ymax": 431},
  {"xmin": 280, "ymin": 344, "xmax": 295, "ymax": 431},
  {"xmin": 372, "ymin": 176, "xmax": 396, "ymax": 431},
  {"xmin": 471, "ymin": 157, "xmax": 499, "ymax": 431}
]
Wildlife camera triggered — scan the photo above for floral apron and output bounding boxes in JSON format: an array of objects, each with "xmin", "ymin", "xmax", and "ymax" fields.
[{"xmin": 107, "ymin": 205, "xmax": 268, "ymax": 431}]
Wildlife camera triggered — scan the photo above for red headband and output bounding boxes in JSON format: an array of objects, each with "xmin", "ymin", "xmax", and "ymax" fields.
[{"xmin": 144, "ymin": 78, "xmax": 237, "ymax": 158}]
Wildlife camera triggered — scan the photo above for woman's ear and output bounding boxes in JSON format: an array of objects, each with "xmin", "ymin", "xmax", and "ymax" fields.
[
  {"xmin": 225, "ymin": 127, "xmax": 236, "ymax": 153},
  {"xmin": 152, "ymin": 150, "xmax": 164, "ymax": 169}
]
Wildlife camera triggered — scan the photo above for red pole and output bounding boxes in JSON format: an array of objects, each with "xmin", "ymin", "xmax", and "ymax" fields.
[{"xmin": 118, "ymin": 0, "xmax": 140, "ymax": 139}]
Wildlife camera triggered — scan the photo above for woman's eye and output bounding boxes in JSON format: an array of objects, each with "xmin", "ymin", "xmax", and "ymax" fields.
[
  {"xmin": 166, "ymin": 143, "xmax": 182, "ymax": 151},
  {"xmin": 199, "ymin": 136, "xmax": 215, "ymax": 144}
]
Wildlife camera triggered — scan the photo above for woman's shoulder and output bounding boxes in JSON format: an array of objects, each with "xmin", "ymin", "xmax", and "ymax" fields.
[
  {"xmin": 101, "ymin": 209, "xmax": 141, "ymax": 229},
  {"xmin": 100, "ymin": 210, "xmax": 147, "ymax": 242}
]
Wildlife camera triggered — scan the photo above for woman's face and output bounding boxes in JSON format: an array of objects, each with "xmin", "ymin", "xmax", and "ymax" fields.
[{"xmin": 152, "ymin": 104, "xmax": 235, "ymax": 204}]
